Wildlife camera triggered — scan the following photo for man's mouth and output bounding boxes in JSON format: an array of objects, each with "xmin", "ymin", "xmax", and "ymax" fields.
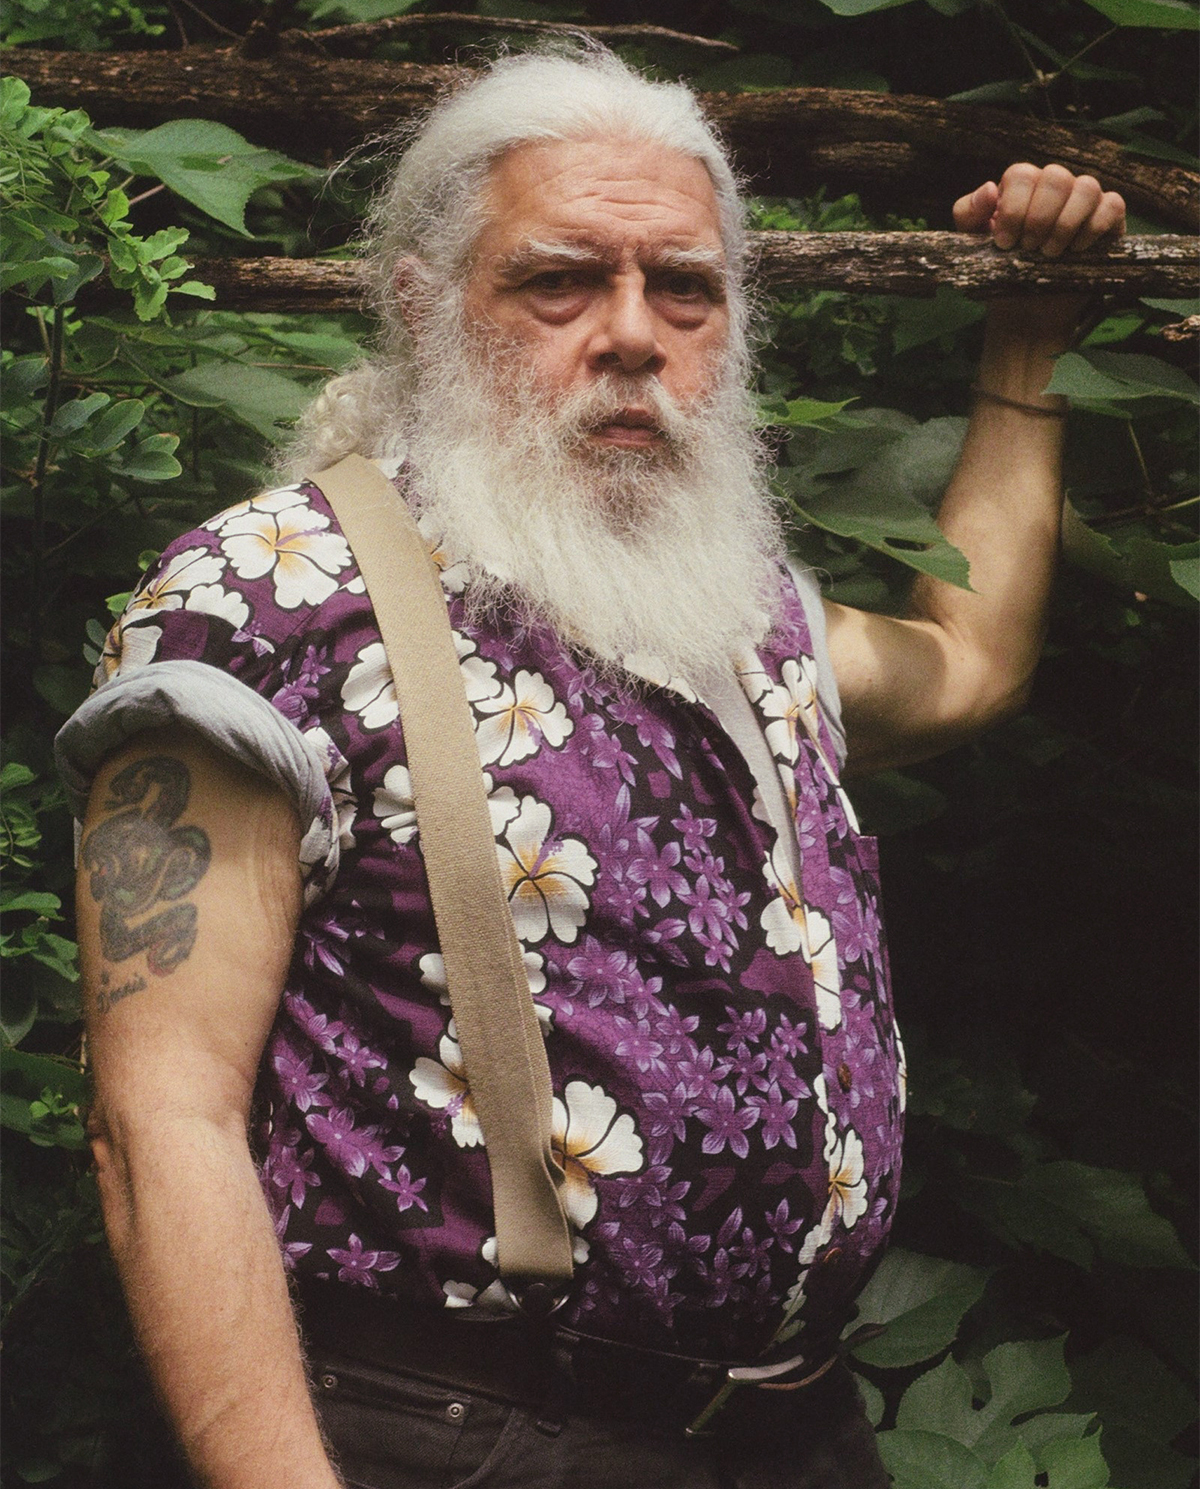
[{"xmin": 588, "ymin": 409, "xmax": 664, "ymax": 449}]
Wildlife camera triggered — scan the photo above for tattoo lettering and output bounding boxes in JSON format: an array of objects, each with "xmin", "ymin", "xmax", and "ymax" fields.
[
  {"xmin": 81, "ymin": 756, "xmax": 211, "ymax": 978},
  {"xmin": 97, "ymin": 969, "xmax": 147, "ymax": 1012}
]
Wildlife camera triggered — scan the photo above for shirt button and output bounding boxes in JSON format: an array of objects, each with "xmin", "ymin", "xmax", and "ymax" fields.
[
  {"xmin": 446, "ymin": 1401, "xmax": 465, "ymax": 1423},
  {"xmin": 837, "ymin": 1062, "xmax": 853, "ymax": 1092},
  {"xmin": 320, "ymin": 1373, "xmax": 338, "ymax": 1392}
]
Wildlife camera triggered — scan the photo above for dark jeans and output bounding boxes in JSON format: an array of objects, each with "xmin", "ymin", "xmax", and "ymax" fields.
[{"xmin": 311, "ymin": 1346, "xmax": 889, "ymax": 1489}]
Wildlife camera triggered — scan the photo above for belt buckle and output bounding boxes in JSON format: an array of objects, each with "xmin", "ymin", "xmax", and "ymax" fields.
[{"xmin": 684, "ymin": 1351, "xmax": 837, "ymax": 1437}]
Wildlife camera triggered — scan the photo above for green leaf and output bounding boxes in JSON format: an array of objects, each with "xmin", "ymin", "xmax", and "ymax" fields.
[
  {"xmin": 93, "ymin": 120, "xmax": 317, "ymax": 237},
  {"xmin": 115, "ymin": 433, "xmax": 183, "ymax": 482},
  {"xmin": 788, "ymin": 479, "xmax": 972, "ymax": 588},
  {"xmin": 1078, "ymin": 0, "xmax": 1199, "ymax": 27},
  {"xmin": 0, "ymin": 891, "xmax": 61, "ymax": 916},
  {"xmin": 876, "ymin": 1429, "xmax": 990, "ymax": 1489},
  {"xmin": 759, "ymin": 394, "xmax": 857, "ymax": 429},
  {"xmin": 1, "ymin": 1047, "xmax": 87, "ymax": 1107},
  {"xmin": 165, "ymin": 361, "xmax": 312, "ymax": 440},
  {"xmin": 79, "ymin": 398, "xmax": 146, "ymax": 454},
  {"xmin": 891, "ymin": 287, "xmax": 986, "ymax": 354},
  {"xmin": 817, "ymin": 0, "xmax": 918, "ymax": 12},
  {"xmin": 1047, "ymin": 350, "xmax": 1200, "ymax": 414},
  {"xmin": 971, "ymin": 1339, "xmax": 1072, "ymax": 1457},
  {"xmin": 1168, "ymin": 555, "xmax": 1200, "ymax": 599},
  {"xmin": 896, "ymin": 1355, "xmax": 980, "ymax": 1443},
  {"xmin": 849, "ymin": 1248, "xmax": 993, "ymax": 1367},
  {"xmin": 1037, "ymin": 1432, "xmax": 1110, "ymax": 1488},
  {"xmin": 1062, "ymin": 506, "xmax": 1199, "ymax": 609},
  {"xmin": 985, "ymin": 1442, "xmax": 1040, "ymax": 1489},
  {"xmin": 1068, "ymin": 1338, "xmax": 1198, "ymax": 1447},
  {"xmin": 48, "ymin": 392, "xmax": 110, "ymax": 438},
  {"xmin": 173, "ymin": 279, "xmax": 216, "ymax": 300}
]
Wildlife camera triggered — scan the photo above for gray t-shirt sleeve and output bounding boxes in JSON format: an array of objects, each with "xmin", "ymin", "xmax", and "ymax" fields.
[
  {"xmin": 54, "ymin": 659, "xmax": 339, "ymax": 899},
  {"xmin": 785, "ymin": 558, "xmax": 846, "ymax": 770}
]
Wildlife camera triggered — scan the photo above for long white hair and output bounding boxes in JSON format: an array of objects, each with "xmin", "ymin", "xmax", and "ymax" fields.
[{"xmin": 277, "ymin": 45, "xmax": 752, "ymax": 480}]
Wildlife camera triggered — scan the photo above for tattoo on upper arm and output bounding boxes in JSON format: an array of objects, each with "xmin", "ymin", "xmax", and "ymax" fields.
[{"xmin": 81, "ymin": 756, "xmax": 212, "ymax": 990}]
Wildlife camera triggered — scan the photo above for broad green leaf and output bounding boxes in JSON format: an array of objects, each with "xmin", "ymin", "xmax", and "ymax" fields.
[
  {"xmin": 173, "ymin": 279, "xmax": 216, "ymax": 300},
  {"xmin": 986, "ymin": 1443, "xmax": 1040, "ymax": 1489},
  {"xmin": 788, "ymin": 480, "xmax": 972, "ymax": 587},
  {"xmin": 165, "ymin": 361, "xmax": 311, "ymax": 440},
  {"xmin": 849, "ymin": 1248, "xmax": 993, "ymax": 1367},
  {"xmin": 759, "ymin": 394, "xmax": 857, "ymax": 429},
  {"xmin": 1095, "ymin": 1423, "xmax": 1198, "ymax": 1489},
  {"xmin": 308, "ymin": 0, "xmax": 422, "ymax": 19},
  {"xmin": 1016, "ymin": 1415, "xmax": 1094, "ymax": 1453},
  {"xmin": 971, "ymin": 1339, "xmax": 1072, "ymax": 1458},
  {"xmin": 0, "ymin": 891, "xmax": 61, "ymax": 916},
  {"xmin": 876, "ymin": 1429, "xmax": 990, "ymax": 1489},
  {"xmin": 1019, "ymin": 1162, "xmax": 1193, "ymax": 1269},
  {"xmin": 896, "ymin": 1355, "xmax": 979, "ymax": 1443},
  {"xmin": 48, "ymin": 392, "xmax": 109, "ymax": 438},
  {"xmin": 1068, "ymin": 1338, "xmax": 1198, "ymax": 1445},
  {"xmin": 93, "ymin": 120, "xmax": 317, "ymax": 236},
  {"xmin": 852, "ymin": 1371, "xmax": 886, "ymax": 1427},
  {"xmin": 1079, "ymin": 0, "xmax": 1199, "ymax": 27},
  {"xmin": 891, "ymin": 287, "xmax": 986, "ymax": 354},
  {"xmin": 1047, "ymin": 350, "xmax": 1200, "ymax": 413},
  {"xmin": 80, "ymin": 398, "xmax": 146, "ymax": 454},
  {"xmin": 0, "ymin": 1046, "xmax": 87, "ymax": 1106},
  {"xmin": 1037, "ymin": 1432, "xmax": 1110, "ymax": 1488},
  {"xmin": 817, "ymin": 0, "xmax": 917, "ymax": 12},
  {"xmin": 1169, "ymin": 555, "xmax": 1200, "ymax": 599},
  {"xmin": 1142, "ymin": 297, "xmax": 1200, "ymax": 315},
  {"xmin": 115, "ymin": 433, "xmax": 183, "ymax": 483}
]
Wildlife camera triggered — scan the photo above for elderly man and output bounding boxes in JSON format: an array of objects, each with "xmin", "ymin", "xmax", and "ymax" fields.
[{"xmin": 58, "ymin": 47, "xmax": 1124, "ymax": 1489}]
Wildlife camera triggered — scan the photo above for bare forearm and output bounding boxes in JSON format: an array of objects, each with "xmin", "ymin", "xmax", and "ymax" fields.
[
  {"xmin": 96, "ymin": 1113, "xmax": 340, "ymax": 1489},
  {"xmin": 910, "ymin": 300, "xmax": 1076, "ymax": 699}
]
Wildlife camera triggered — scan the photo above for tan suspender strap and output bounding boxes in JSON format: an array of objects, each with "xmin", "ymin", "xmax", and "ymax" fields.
[{"xmin": 314, "ymin": 454, "xmax": 574, "ymax": 1296}]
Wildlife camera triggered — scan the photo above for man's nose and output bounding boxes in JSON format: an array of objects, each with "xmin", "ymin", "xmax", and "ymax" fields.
[{"xmin": 588, "ymin": 278, "xmax": 665, "ymax": 377}]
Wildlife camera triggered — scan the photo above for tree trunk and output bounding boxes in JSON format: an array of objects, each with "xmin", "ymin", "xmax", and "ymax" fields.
[
  {"xmin": 8, "ymin": 46, "xmax": 1197, "ymax": 229},
  {"xmin": 136, "ymin": 234, "xmax": 1195, "ymax": 313}
]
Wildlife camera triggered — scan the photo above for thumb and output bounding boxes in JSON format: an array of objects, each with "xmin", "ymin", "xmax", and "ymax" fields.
[{"xmin": 953, "ymin": 181, "xmax": 999, "ymax": 233}]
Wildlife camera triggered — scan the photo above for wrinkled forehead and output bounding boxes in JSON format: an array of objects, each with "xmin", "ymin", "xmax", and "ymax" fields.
[{"xmin": 472, "ymin": 135, "xmax": 727, "ymax": 269}]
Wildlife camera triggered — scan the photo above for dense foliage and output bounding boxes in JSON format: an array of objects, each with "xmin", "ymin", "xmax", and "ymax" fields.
[{"xmin": 1, "ymin": 1, "xmax": 1196, "ymax": 1484}]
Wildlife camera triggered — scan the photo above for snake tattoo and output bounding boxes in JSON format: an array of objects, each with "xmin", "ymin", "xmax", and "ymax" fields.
[{"xmin": 81, "ymin": 756, "xmax": 212, "ymax": 980}]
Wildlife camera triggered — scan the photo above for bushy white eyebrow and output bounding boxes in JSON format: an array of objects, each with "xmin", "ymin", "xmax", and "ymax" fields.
[{"xmin": 495, "ymin": 237, "xmax": 727, "ymax": 292}]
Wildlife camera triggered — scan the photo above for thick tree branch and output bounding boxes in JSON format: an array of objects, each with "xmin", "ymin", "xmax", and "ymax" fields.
[
  {"xmin": 7, "ymin": 47, "xmax": 1196, "ymax": 228},
  {"xmin": 290, "ymin": 15, "xmax": 739, "ymax": 57},
  {"xmin": 158, "ymin": 234, "xmax": 1197, "ymax": 313}
]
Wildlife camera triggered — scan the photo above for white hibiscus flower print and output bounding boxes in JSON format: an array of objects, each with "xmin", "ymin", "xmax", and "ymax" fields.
[
  {"xmin": 454, "ymin": 631, "xmax": 502, "ymax": 704},
  {"xmin": 474, "ymin": 669, "xmax": 573, "ymax": 768},
  {"xmin": 95, "ymin": 612, "xmax": 162, "ymax": 684},
  {"xmin": 418, "ymin": 513, "xmax": 470, "ymax": 595},
  {"xmin": 551, "ymin": 1080, "xmax": 644, "ymax": 1229},
  {"xmin": 495, "ymin": 797, "xmax": 597, "ymax": 945},
  {"xmin": 202, "ymin": 485, "xmax": 303, "ymax": 531},
  {"xmin": 760, "ymin": 846, "xmax": 841, "ymax": 1029},
  {"xmin": 760, "ymin": 657, "xmax": 823, "ymax": 768},
  {"xmin": 342, "ymin": 642, "xmax": 397, "ymax": 731},
  {"xmin": 419, "ymin": 947, "xmax": 552, "ymax": 1027},
  {"xmin": 824, "ymin": 1125, "xmax": 868, "ymax": 1230},
  {"xmin": 183, "ymin": 583, "xmax": 250, "ymax": 631},
  {"xmin": 219, "ymin": 489, "xmax": 351, "ymax": 609},
  {"xmin": 128, "ymin": 546, "xmax": 226, "ymax": 613},
  {"xmin": 896, "ymin": 1028, "xmax": 907, "ymax": 1115},
  {"xmin": 374, "ymin": 763, "xmax": 416, "ymax": 846},
  {"xmin": 734, "ymin": 650, "xmax": 773, "ymax": 706},
  {"xmin": 409, "ymin": 1023, "xmax": 482, "ymax": 1148}
]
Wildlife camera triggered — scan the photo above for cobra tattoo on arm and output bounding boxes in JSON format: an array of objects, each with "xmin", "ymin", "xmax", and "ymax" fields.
[{"xmin": 81, "ymin": 756, "xmax": 212, "ymax": 988}]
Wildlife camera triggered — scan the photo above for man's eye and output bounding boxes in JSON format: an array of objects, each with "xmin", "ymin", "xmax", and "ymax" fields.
[
  {"xmin": 658, "ymin": 273, "xmax": 709, "ymax": 300},
  {"xmin": 527, "ymin": 271, "xmax": 588, "ymax": 294}
]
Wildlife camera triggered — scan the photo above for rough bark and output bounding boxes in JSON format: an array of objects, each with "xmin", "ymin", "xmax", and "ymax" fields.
[
  {"xmin": 141, "ymin": 234, "xmax": 1196, "ymax": 314},
  {"xmin": 7, "ymin": 47, "xmax": 1197, "ymax": 229},
  {"xmin": 284, "ymin": 16, "xmax": 739, "ymax": 57}
]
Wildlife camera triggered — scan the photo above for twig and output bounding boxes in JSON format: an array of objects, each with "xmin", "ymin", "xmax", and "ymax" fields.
[
  {"xmin": 290, "ymin": 13, "xmax": 739, "ymax": 59},
  {"xmin": 170, "ymin": 0, "xmax": 241, "ymax": 40},
  {"xmin": 31, "ymin": 306, "xmax": 65, "ymax": 667}
]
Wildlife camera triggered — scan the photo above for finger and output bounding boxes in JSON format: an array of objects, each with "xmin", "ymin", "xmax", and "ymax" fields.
[
  {"xmin": 953, "ymin": 182, "xmax": 999, "ymax": 233},
  {"xmin": 1071, "ymin": 191, "xmax": 1127, "ymax": 252},
  {"xmin": 1040, "ymin": 175, "xmax": 1104, "ymax": 258},
  {"xmin": 991, "ymin": 163, "xmax": 1041, "ymax": 249},
  {"xmin": 1017, "ymin": 164, "xmax": 1079, "ymax": 253}
]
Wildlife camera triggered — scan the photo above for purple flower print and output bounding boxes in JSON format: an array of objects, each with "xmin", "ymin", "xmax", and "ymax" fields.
[
  {"xmin": 655, "ymin": 1004, "xmax": 699, "ymax": 1057},
  {"xmin": 566, "ymin": 937, "xmax": 640, "ymax": 1007},
  {"xmin": 726, "ymin": 1045, "xmax": 768, "ymax": 1097},
  {"xmin": 273, "ymin": 1047, "xmax": 330, "ymax": 1112},
  {"xmin": 672, "ymin": 805, "xmax": 716, "ymax": 853},
  {"xmin": 718, "ymin": 1006, "xmax": 768, "ymax": 1051},
  {"xmin": 327, "ymin": 1234, "xmax": 401, "ymax": 1288},
  {"xmin": 306, "ymin": 1106, "xmax": 381, "ymax": 1178},
  {"xmin": 748, "ymin": 1088, "xmax": 799, "ymax": 1149},
  {"xmin": 272, "ymin": 1206, "xmax": 313, "ymax": 1270},
  {"xmin": 380, "ymin": 1165, "xmax": 428, "ymax": 1213},
  {"xmin": 676, "ymin": 1044, "xmax": 724, "ymax": 1101},
  {"xmin": 613, "ymin": 1018, "xmax": 666, "ymax": 1075},
  {"xmin": 627, "ymin": 839, "xmax": 688, "ymax": 908},
  {"xmin": 697, "ymin": 1086, "xmax": 759, "ymax": 1158},
  {"xmin": 579, "ymin": 714, "xmax": 637, "ymax": 783},
  {"xmin": 607, "ymin": 697, "xmax": 680, "ymax": 777},
  {"xmin": 643, "ymin": 1083, "xmax": 692, "ymax": 1144},
  {"xmin": 337, "ymin": 1033, "xmax": 386, "ymax": 1087},
  {"xmin": 286, "ymin": 992, "xmax": 345, "ymax": 1053},
  {"xmin": 765, "ymin": 1199, "xmax": 805, "ymax": 1252},
  {"xmin": 268, "ymin": 1139, "xmax": 322, "ymax": 1207}
]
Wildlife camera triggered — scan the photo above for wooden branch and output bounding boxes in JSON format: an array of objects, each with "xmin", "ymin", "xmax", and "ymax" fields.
[
  {"xmin": 166, "ymin": 235, "xmax": 1197, "ymax": 313},
  {"xmin": 290, "ymin": 15, "xmax": 739, "ymax": 58},
  {"xmin": 7, "ymin": 47, "xmax": 1197, "ymax": 227}
]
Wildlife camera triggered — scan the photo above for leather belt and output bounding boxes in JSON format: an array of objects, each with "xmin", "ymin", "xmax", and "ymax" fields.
[{"xmin": 297, "ymin": 1281, "xmax": 841, "ymax": 1438}]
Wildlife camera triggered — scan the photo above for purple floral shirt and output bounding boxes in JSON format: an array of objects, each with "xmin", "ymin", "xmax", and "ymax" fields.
[{"xmin": 65, "ymin": 475, "xmax": 905, "ymax": 1363}]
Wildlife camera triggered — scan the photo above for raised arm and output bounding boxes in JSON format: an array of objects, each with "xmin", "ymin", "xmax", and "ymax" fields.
[
  {"xmin": 78, "ymin": 727, "xmax": 340, "ymax": 1489},
  {"xmin": 826, "ymin": 163, "xmax": 1126, "ymax": 774}
]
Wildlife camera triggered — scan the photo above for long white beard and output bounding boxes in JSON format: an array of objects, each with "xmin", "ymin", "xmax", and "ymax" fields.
[{"xmin": 402, "ymin": 314, "xmax": 786, "ymax": 682}]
